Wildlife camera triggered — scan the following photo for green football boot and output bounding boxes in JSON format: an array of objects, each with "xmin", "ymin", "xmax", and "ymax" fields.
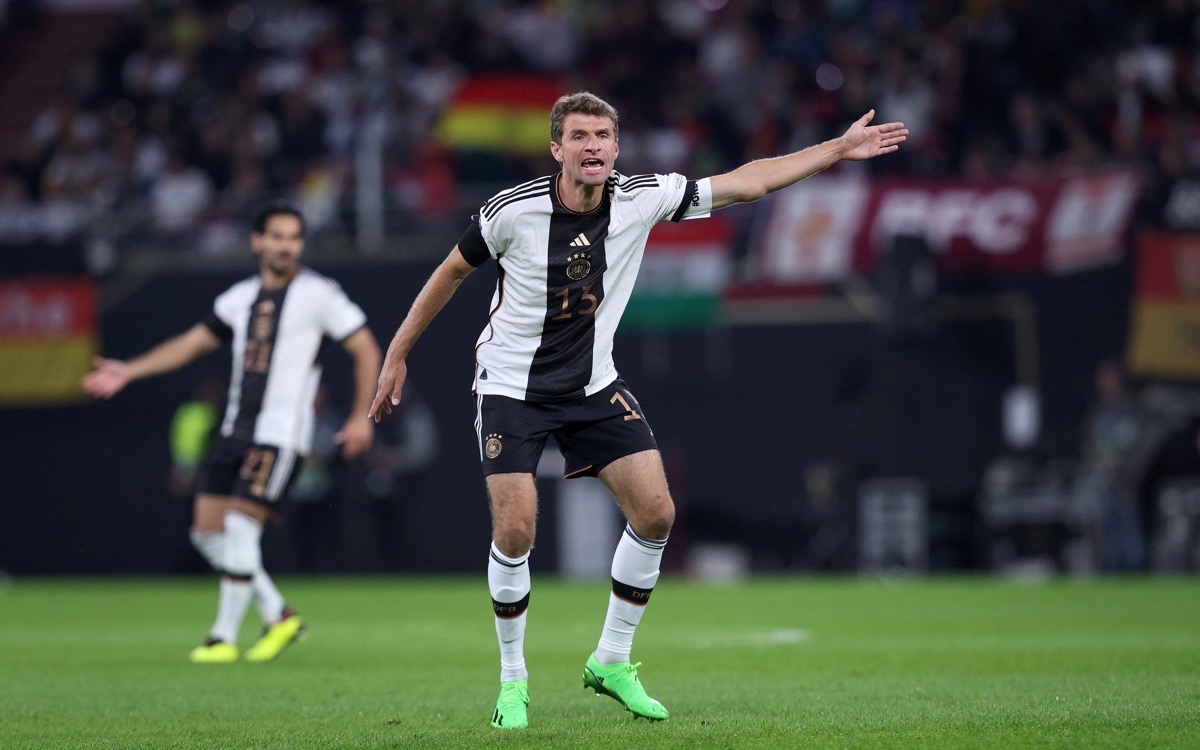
[
  {"xmin": 188, "ymin": 639, "xmax": 238, "ymax": 664},
  {"xmin": 582, "ymin": 652, "xmax": 669, "ymax": 720},
  {"xmin": 490, "ymin": 680, "xmax": 529, "ymax": 729}
]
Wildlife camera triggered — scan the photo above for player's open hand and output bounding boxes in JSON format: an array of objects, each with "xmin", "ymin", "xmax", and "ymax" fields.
[
  {"xmin": 335, "ymin": 417, "xmax": 374, "ymax": 460},
  {"xmin": 839, "ymin": 110, "xmax": 908, "ymax": 161},
  {"xmin": 368, "ymin": 359, "xmax": 408, "ymax": 423},
  {"xmin": 82, "ymin": 357, "xmax": 131, "ymax": 399}
]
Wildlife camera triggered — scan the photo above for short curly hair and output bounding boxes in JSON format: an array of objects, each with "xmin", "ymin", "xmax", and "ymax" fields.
[
  {"xmin": 252, "ymin": 202, "xmax": 306, "ymax": 236},
  {"xmin": 550, "ymin": 92, "xmax": 619, "ymax": 144}
]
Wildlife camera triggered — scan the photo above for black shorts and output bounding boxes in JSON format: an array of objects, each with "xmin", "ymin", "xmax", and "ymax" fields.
[
  {"xmin": 195, "ymin": 437, "xmax": 303, "ymax": 505},
  {"xmin": 476, "ymin": 378, "xmax": 658, "ymax": 479}
]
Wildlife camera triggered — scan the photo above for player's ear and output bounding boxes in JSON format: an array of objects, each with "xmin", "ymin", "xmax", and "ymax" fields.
[{"xmin": 550, "ymin": 141, "xmax": 563, "ymax": 164}]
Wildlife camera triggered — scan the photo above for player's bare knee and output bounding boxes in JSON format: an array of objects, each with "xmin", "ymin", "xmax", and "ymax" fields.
[
  {"xmin": 493, "ymin": 524, "xmax": 535, "ymax": 558},
  {"xmin": 632, "ymin": 497, "xmax": 674, "ymax": 540},
  {"xmin": 645, "ymin": 510, "xmax": 675, "ymax": 540}
]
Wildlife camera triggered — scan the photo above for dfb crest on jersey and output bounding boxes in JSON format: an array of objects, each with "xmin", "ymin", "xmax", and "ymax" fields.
[
  {"xmin": 566, "ymin": 252, "xmax": 592, "ymax": 281},
  {"xmin": 485, "ymin": 433, "xmax": 503, "ymax": 459}
]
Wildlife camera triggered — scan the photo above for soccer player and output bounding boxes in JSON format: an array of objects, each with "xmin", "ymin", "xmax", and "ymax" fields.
[
  {"xmin": 367, "ymin": 93, "xmax": 906, "ymax": 728},
  {"xmin": 84, "ymin": 204, "xmax": 381, "ymax": 663}
]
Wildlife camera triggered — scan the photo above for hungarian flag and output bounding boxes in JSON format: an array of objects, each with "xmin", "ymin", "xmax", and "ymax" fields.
[
  {"xmin": 436, "ymin": 74, "xmax": 563, "ymax": 154},
  {"xmin": 0, "ymin": 277, "xmax": 98, "ymax": 406},
  {"xmin": 623, "ymin": 219, "xmax": 734, "ymax": 329}
]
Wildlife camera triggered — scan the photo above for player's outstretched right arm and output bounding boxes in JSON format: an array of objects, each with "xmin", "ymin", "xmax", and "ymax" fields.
[
  {"xmin": 82, "ymin": 323, "xmax": 222, "ymax": 399},
  {"xmin": 369, "ymin": 246, "xmax": 477, "ymax": 422}
]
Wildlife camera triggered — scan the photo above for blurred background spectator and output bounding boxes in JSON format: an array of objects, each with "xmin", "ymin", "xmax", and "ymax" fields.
[
  {"xmin": 2, "ymin": 0, "xmax": 1199, "ymax": 251},
  {"xmin": 9, "ymin": 0, "xmax": 1200, "ymax": 577}
]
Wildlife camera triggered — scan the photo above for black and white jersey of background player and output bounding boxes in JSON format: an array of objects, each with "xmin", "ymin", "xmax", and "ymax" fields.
[
  {"xmin": 204, "ymin": 269, "xmax": 369, "ymax": 488},
  {"xmin": 457, "ymin": 169, "xmax": 711, "ymax": 475}
]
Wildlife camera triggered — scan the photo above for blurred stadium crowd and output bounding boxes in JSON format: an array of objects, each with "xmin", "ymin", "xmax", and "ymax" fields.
[{"xmin": 0, "ymin": 0, "xmax": 1195, "ymax": 248}]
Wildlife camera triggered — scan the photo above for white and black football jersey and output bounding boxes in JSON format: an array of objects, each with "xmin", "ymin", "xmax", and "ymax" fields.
[
  {"xmin": 458, "ymin": 171, "xmax": 713, "ymax": 402},
  {"xmin": 204, "ymin": 268, "xmax": 367, "ymax": 454}
]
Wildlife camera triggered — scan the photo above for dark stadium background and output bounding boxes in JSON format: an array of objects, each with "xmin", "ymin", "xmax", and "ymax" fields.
[{"xmin": 3, "ymin": 0, "xmax": 1199, "ymax": 576}]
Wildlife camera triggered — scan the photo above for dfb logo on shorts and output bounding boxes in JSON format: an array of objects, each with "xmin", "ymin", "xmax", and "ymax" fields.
[{"xmin": 485, "ymin": 434, "xmax": 503, "ymax": 459}]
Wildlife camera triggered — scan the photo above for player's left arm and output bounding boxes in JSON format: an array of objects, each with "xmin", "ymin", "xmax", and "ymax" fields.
[
  {"xmin": 709, "ymin": 109, "xmax": 907, "ymax": 210},
  {"xmin": 335, "ymin": 326, "xmax": 382, "ymax": 460}
]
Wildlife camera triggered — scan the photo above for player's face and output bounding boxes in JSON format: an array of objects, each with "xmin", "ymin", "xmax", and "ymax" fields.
[
  {"xmin": 252, "ymin": 215, "xmax": 304, "ymax": 277},
  {"xmin": 551, "ymin": 113, "xmax": 619, "ymax": 187}
]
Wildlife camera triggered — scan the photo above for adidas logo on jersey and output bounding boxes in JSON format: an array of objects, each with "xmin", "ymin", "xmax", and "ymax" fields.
[{"xmin": 569, "ymin": 233, "xmax": 590, "ymax": 247}]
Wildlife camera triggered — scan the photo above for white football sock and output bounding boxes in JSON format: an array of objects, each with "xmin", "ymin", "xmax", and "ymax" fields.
[
  {"xmin": 595, "ymin": 525, "xmax": 667, "ymax": 665},
  {"xmin": 190, "ymin": 528, "xmax": 284, "ymax": 624},
  {"xmin": 253, "ymin": 570, "xmax": 285, "ymax": 625},
  {"xmin": 190, "ymin": 529, "xmax": 224, "ymax": 570},
  {"xmin": 208, "ymin": 511, "xmax": 262, "ymax": 644},
  {"xmin": 488, "ymin": 543, "xmax": 531, "ymax": 683}
]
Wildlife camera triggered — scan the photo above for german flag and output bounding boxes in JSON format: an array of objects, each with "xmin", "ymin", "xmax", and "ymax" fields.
[
  {"xmin": 436, "ymin": 74, "xmax": 563, "ymax": 154},
  {"xmin": 0, "ymin": 277, "xmax": 98, "ymax": 406},
  {"xmin": 1128, "ymin": 232, "xmax": 1200, "ymax": 379}
]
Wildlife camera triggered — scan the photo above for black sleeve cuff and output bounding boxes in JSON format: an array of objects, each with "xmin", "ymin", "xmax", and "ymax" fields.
[
  {"xmin": 669, "ymin": 180, "xmax": 698, "ymax": 223},
  {"xmin": 458, "ymin": 216, "xmax": 491, "ymax": 267},
  {"xmin": 204, "ymin": 313, "xmax": 232, "ymax": 341}
]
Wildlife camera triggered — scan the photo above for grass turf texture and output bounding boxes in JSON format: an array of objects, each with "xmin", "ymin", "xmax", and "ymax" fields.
[{"xmin": 1, "ymin": 577, "xmax": 1198, "ymax": 749}]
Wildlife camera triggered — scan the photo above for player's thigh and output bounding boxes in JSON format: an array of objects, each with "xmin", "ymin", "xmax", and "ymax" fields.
[
  {"xmin": 598, "ymin": 449, "xmax": 674, "ymax": 537},
  {"xmin": 485, "ymin": 472, "xmax": 539, "ymax": 552},
  {"xmin": 193, "ymin": 494, "xmax": 231, "ymax": 532}
]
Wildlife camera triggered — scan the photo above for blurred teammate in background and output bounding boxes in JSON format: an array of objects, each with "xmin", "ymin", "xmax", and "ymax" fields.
[
  {"xmin": 369, "ymin": 92, "xmax": 906, "ymax": 728},
  {"xmin": 84, "ymin": 203, "xmax": 380, "ymax": 663}
]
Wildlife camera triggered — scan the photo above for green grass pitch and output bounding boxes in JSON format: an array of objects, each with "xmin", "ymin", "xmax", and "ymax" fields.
[{"xmin": 2, "ymin": 576, "xmax": 1198, "ymax": 748}]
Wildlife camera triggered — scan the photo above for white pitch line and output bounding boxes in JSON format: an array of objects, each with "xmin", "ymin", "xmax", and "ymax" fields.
[{"xmin": 670, "ymin": 628, "xmax": 810, "ymax": 649}]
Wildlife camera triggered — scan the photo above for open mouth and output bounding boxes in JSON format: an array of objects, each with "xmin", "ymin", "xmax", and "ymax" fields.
[{"xmin": 581, "ymin": 158, "xmax": 605, "ymax": 174}]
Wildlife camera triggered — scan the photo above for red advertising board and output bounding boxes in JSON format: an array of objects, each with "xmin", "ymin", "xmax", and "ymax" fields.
[{"xmin": 757, "ymin": 170, "xmax": 1143, "ymax": 282}]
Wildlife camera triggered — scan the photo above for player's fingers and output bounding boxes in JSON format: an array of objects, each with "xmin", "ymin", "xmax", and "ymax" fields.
[
  {"xmin": 858, "ymin": 109, "xmax": 875, "ymax": 126},
  {"xmin": 368, "ymin": 391, "xmax": 386, "ymax": 421}
]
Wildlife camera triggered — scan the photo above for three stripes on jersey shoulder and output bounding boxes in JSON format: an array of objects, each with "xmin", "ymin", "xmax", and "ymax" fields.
[
  {"xmin": 481, "ymin": 173, "xmax": 659, "ymax": 221},
  {"xmin": 482, "ymin": 176, "xmax": 551, "ymax": 220},
  {"xmin": 615, "ymin": 173, "xmax": 658, "ymax": 192}
]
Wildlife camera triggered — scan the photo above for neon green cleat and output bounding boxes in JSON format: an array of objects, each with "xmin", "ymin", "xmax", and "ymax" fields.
[
  {"xmin": 189, "ymin": 639, "xmax": 238, "ymax": 664},
  {"xmin": 582, "ymin": 652, "xmax": 669, "ymax": 720},
  {"xmin": 490, "ymin": 680, "xmax": 529, "ymax": 729},
  {"xmin": 245, "ymin": 611, "xmax": 306, "ymax": 663}
]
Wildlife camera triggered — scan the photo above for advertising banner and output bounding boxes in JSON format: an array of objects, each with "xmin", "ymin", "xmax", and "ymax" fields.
[{"xmin": 757, "ymin": 170, "xmax": 1142, "ymax": 282}]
